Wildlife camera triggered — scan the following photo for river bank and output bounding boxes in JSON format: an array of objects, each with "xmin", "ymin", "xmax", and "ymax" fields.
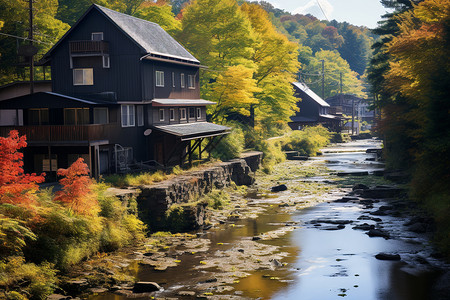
[{"xmin": 51, "ymin": 139, "xmax": 449, "ymax": 300}]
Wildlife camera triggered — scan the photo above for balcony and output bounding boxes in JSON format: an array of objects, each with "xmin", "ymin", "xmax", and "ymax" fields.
[
  {"xmin": 0, "ymin": 124, "xmax": 116, "ymax": 145},
  {"xmin": 69, "ymin": 40, "xmax": 109, "ymax": 55}
]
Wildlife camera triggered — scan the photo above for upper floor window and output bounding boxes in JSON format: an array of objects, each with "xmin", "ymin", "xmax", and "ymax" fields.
[
  {"xmin": 189, "ymin": 107, "xmax": 195, "ymax": 119},
  {"xmin": 64, "ymin": 108, "xmax": 90, "ymax": 125},
  {"xmin": 188, "ymin": 75, "xmax": 195, "ymax": 89},
  {"xmin": 170, "ymin": 108, "xmax": 175, "ymax": 121},
  {"xmin": 156, "ymin": 71, "xmax": 164, "ymax": 87},
  {"xmin": 93, "ymin": 107, "xmax": 108, "ymax": 124},
  {"xmin": 121, "ymin": 105, "xmax": 135, "ymax": 127},
  {"xmin": 103, "ymin": 55, "xmax": 110, "ymax": 68},
  {"xmin": 29, "ymin": 108, "xmax": 49, "ymax": 125},
  {"xmin": 73, "ymin": 68, "xmax": 93, "ymax": 85},
  {"xmin": 159, "ymin": 109, "xmax": 165, "ymax": 121},
  {"xmin": 180, "ymin": 108, "xmax": 186, "ymax": 120},
  {"xmin": 172, "ymin": 72, "xmax": 175, "ymax": 88},
  {"xmin": 91, "ymin": 32, "xmax": 104, "ymax": 41},
  {"xmin": 180, "ymin": 73, "xmax": 185, "ymax": 88},
  {"xmin": 137, "ymin": 106, "xmax": 144, "ymax": 126},
  {"xmin": 197, "ymin": 107, "xmax": 201, "ymax": 120}
]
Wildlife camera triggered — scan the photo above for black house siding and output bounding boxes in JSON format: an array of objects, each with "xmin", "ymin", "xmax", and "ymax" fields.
[{"xmin": 51, "ymin": 8, "xmax": 143, "ymax": 101}]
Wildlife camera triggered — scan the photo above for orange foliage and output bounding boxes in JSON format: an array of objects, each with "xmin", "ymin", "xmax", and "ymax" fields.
[
  {"xmin": 0, "ymin": 130, "xmax": 45, "ymax": 207},
  {"xmin": 54, "ymin": 158, "xmax": 99, "ymax": 216}
]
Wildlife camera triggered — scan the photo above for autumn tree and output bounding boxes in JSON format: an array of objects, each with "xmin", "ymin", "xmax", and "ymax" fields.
[
  {"xmin": 54, "ymin": 158, "xmax": 99, "ymax": 216},
  {"xmin": 0, "ymin": 131, "xmax": 45, "ymax": 207},
  {"xmin": 135, "ymin": 0, "xmax": 181, "ymax": 35},
  {"xmin": 240, "ymin": 3, "xmax": 300, "ymax": 130}
]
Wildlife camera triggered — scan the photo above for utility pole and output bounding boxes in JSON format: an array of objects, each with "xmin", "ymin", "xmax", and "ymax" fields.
[
  {"xmin": 321, "ymin": 59, "xmax": 325, "ymax": 100},
  {"xmin": 28, "ymin": 0, "xmax": 34, "ymax": 94},
  {"xmin": 351, "ymin": 97, "xmax": 355, "ymax": 135}
]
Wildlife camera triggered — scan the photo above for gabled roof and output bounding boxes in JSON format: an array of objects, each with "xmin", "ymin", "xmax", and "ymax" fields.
[
  {"xmin": 44, "ymin": 4, "xmax": 199, "ymax": 64},
  {"xmin": 292, "ymin": 82, "xmax": 330, "ymax": 107}
]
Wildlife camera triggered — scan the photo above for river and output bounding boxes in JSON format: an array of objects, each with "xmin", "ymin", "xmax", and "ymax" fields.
[{"xmin": 90, "ymin": 139, "xmax": 448, "ymax": 299}]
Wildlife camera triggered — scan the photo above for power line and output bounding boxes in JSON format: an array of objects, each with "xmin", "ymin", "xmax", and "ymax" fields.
[{"xmin": 0, "ymin": 32, "xmax": 53, "ymax": 45}]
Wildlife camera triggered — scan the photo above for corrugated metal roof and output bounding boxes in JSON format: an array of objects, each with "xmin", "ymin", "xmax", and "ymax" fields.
[
  {"xmin": 153, "ymin": 122, "xmax": 230, "ymax": 138},
  {"xmin": 152, "ymin": 99, "xmax": 216, "ymax": 106},
  {"xmin": 95, "ymin": 5, "xmax": 199, "ymax": 63},
  {"xmin": 292, "ymin": 82, "xmax": 330, "ymax": 107}
]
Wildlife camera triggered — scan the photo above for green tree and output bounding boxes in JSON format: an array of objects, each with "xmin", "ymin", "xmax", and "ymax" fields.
[{"xmin": 135, "ymin": 1, "xmax": 181, "ymax": 35}]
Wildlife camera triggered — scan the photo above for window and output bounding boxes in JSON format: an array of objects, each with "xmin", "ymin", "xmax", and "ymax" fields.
[
  {"xmin": 64, "ymin": 108, "xmax": 89, "ymax": 125},
  {"xmin": 73, "ymin": 68, "xmax": 93, "ymax": 85},
  {"xmin": 137, "ymin": 106, "xmax": 144, "ymax": 126},
  {"xmin": 103, "ymin": 55, "xmax": 110, "ymax": 68},
  {"xmin": 189, "ymin": 107, "xmax": 195, "ymax": 119},
  {"xmin": 156, "ymin": 70, "xmax": 164, "ymax": 87},
  {"xmin": 91, "ymin": 32, "xmax": 103, "ymax": 41},
  {"xmin": 29, "ymin": 108, "xmax": 49, "ymax": 125},
  {"xmin": 180, "ymin": 73, "xmax": 185, "ymax": 88},
  {"xmin": 121, "ymin": 105, "xmax": 135, "ymax": 127},
  {"xmin": 188, "ymin": 75, "xmax": 195, "ymax": 89},
  {"xmin": 170, "ymin": 108, "xmax": 175, "ymax": 121},
  {"xmin": 94, "ymin": 108, "xmax": 108, "ymax": 124},
  {"xmin": 180, "ymin": 108, "xmax": 186, "ymax": 120},
  {"xmin": 172, "ymin": 72, "xmax": 175, "ymax": 88},
  {"xmin": 159, "ymin": 109, "xmax": 165, "ymax": 121},
  {"xmin": 0, "ymin": 109, "xmax": 23, "ymax": 126},
  {"xmin": 197, "ymin": 107, "xmax": 201, "ymax": 120}
]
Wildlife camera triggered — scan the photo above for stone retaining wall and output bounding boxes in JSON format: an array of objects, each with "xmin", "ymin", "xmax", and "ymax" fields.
[{"xmin": 137, "ymin": 152, "xmax": 262, "ymax": 231}]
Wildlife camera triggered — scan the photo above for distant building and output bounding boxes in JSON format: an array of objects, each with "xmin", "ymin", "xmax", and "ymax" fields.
[
  {"xmin": 326, "ymin": 94, "xmax": 375, "ymax": 123},
  {"xmin": 289, "ymin": 82, "xmax": 342, "ymax": 131},
  {"xmin": 0, "ymin": 4, "xmax": 229, "ymax": 179}
]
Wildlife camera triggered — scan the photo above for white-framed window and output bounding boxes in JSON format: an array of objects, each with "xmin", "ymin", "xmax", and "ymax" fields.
[
  {"xmin": 180, "ymin": 73, "xmax": 185, "ymax": 88},
  {"xmin": 188, "ymin": 75, "xmax": 195, "ymax": 89},
  {"xmin": 0, "ymin": 109, "xmax": 23, "ymax": 126},
  {"xmin": 91, "ymin": 32, "xmax": 104, "ymax": 41},
  {"xmin": 180, "ymin": 108, "xmax": 186, "ymax": 120},
  {"xmin": 159, "ymin": 109, "xmax": 165, "ymax": 121},
  {"xmin": 156, "ymin": 70, "xmax": 164, "ymax": 87},
  {"xmin": 93, "ymin": 107, "xmax": 108, "ymax": 124},
  {"xmin": 64, "ymin": 108, "xmax": 90, "ymax": 125},
  {"xmin": 73, "ymin": 68, "xmax": 93, "ymax": 85},
  {"xmin": 172, "ymin": 72, "xmax": 175, "ymax": 88},
  {"xmin": 121, "ymin": 105, "xmax": 135, "ymax": 127},
  {"xmin": 197, "ymin": 107, "xmax": 201, "ymax": 119},
  {"xmin": 103, "ymin": 55, "xmax": 110, "ymax": 68},
  {"xmin": 137, "ymin": 105, "xmax": 144, "ymax": 126},
  {"xmin": 170, "ymin": 108, "xmax": 175, "ymax": 121}
]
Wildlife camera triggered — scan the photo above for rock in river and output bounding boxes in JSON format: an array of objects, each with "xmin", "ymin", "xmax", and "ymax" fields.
[
  {"xmin": 367, "ymin": 229, "xmax": 390, "ymax": 239},
  {"xmin": 271, "ymin": 184, "xmax": 287, "ymax": 192},
  {"xmin": 375, "ymin": 253, "xmax": 401, "ymax": 260},
  {"xmin": 133, "ymin": 282, "xmax": 162, "ymax": 293}
]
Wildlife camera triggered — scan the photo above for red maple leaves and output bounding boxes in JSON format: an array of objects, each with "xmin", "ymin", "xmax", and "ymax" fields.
[{"xmin": 0, "ymin": 130, "xmax": 45, "ymax": 207}]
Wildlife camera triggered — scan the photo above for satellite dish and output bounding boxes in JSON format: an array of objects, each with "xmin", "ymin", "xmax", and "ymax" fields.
[
  {"xmin": 144, "ymin": 129, "xmax": 152, "ymax": 136},
  {"xmin": 18, "ymin": 45, "xmax": 38, "ymax": 57}
]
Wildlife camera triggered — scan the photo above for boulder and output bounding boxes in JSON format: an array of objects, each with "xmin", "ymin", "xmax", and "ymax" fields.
[
  {"xmin": 133, "ymin": 282, "xmax": 162, "ymax": 293},
  {"xmin": 367, "ymin": 229, "xmax": 390, "ymax": 239},
  {"xmin": 271, "ymin": 184, "xmax": 287, "ymax": 192},
  {"xmin": 375, "ymin": 253, "xmax": 401, "ymax": 260},
  {"xmin": 408, "ymin": 223, "xmax": 427, "ymax": 233}
]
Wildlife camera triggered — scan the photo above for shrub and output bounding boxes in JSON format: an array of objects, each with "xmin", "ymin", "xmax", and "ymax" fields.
[
  {"xmin": 0, "ymin": 256, "xmax": 57, "ymax": 300},
  {"xmin": 211, "ymin": 126, "xmax": 244, "ymax": 161},
  {"xmin": 204, "ymin": 190, "xmax": 230, "ymax": 210},
  {"xmin": 282, "ymin": 125, "xmax": 330, "ymax": 156}
]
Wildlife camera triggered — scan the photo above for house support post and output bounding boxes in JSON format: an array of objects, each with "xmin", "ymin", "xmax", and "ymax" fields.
[
  {"xmin": 88, "ymin": 145, "xmax": 92, "ymax": 178},
  {"xmin": 94, "ymin": 145, "xmax": 100, "ymax": 179},
  {"xmin": 47, "ymin": 145, "xmax": 52, "ymax": 178}
]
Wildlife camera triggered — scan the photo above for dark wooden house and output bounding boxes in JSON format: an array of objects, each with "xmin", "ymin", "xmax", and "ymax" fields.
[
  {"xmin": 0, "ymin": 4, "xmax": 229, "ymax": 178},
  {"xmin": 288, "ymin": 82, "xmax": 342, "ymax": 131}
]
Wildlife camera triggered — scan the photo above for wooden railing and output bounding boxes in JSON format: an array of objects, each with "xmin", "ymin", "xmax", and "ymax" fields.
[
  {"xmin": 0, "ymin": 124, "xmax": 116, "ymax": 142},
  {"xmin": 69, "ymin": 41, "xmax": 109, "ymax": 53}
]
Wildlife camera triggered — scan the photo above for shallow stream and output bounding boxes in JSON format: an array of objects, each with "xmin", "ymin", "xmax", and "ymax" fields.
[{"xmin": 91, "ymin": 139, "xmax": 446, "ymax": 299}]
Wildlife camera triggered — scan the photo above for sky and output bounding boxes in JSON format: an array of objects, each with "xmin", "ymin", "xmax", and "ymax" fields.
[{"xmin": 264, "ymin": 0, "xmax": 388, "ymax": 29}]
